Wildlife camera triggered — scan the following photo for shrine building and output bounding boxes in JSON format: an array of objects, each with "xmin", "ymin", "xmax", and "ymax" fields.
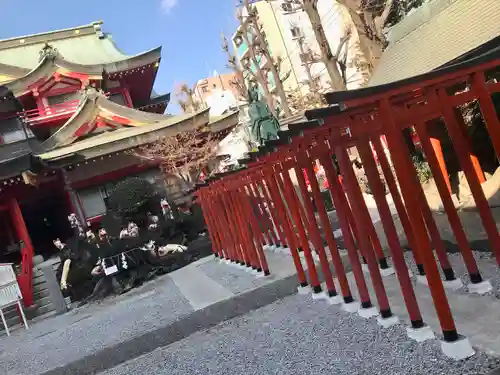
[{"xmin": 0, "ymin": 21, "xmax": 238, "ymax": 306}]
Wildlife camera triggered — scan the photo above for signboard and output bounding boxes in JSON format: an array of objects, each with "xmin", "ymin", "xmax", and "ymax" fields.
[{"xmin": 0, "ymin": 264, "xmax": 22, "ymax": 307}]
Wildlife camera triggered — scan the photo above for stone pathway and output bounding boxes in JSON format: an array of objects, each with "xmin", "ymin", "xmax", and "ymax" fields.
[{"xmin": 0, "ymin": 253, "xmax": 298, "ymax": 375}]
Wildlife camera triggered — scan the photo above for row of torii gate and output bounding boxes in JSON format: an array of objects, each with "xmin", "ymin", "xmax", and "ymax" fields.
[{"xmin": 193, "ymin": 47, "xmax": 500, "ymax": 360}]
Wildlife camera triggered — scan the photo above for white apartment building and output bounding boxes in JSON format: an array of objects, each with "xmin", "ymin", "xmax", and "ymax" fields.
[{"xmin": 232, "ymin": 0, "xmax": 369, "ymax": 96}]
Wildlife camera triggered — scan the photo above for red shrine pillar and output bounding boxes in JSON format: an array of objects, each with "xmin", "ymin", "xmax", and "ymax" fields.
[
  {"xmin": 425, "ymin": 120, "xmax": 452, "ymax": 193},
  {"xmin": 9, "ymin": 198, "xmax": 35, "ymax": 307}
]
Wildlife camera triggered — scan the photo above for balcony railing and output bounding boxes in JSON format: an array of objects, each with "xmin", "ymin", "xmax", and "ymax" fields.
[{"xmin": 19, "ymin": 99, "xmax": 80, "ymax": 123}]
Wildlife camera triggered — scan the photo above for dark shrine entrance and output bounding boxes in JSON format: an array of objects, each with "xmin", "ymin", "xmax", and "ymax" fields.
[
  {"xmin": 0, "ymin": 208, "xmax": 22, "ymax": 264},
  {"xmin": 20, "ymin": 186, "xmax": 73, "ymax": 261}
]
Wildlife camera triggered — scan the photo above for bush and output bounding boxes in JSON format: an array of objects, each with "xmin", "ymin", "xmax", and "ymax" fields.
[
  {"xmin": 321, "ymin": 190, "xmax": 334, "ymax": 211},
  {"xmin": 106, "ymin": 178, "xmax": 161, "ymax": 226},
  {"xmin": 412, "ymin": 153, "xmax": 433, "ymax": 183}
]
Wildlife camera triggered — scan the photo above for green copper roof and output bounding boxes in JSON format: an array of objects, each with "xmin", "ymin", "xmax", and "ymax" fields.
[
  {"xmin": 0, "ymin": 21, "xmax": 140, "ymax": 69},
  {"xmin": 369, "ymin": 0, "xmax": 500, "ymax": 86}
]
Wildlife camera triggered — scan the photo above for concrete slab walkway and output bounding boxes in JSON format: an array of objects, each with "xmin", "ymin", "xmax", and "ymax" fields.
[{"xmin": 0, "ymin": 252, "xmax": 301, "ymax": 375}]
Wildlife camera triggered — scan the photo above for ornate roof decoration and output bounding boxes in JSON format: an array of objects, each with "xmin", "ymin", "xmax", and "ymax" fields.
[
  {"xmin": 4, "ymin": 45, "xmax": 161, "ymax": 97},
  {"xmin": 38, "ymin": 43, "xmax": 58, "ymax": 62},
  {"xmin": 35, "ymin": 87, "xmax": 239, "ymax": 161}
]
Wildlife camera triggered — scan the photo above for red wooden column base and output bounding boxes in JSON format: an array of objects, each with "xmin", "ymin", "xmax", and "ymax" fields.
[
  {"xmin": 293, "ymin": 155, "xmax": 337, "ymax": 297},
  {"xmin": 336, "ymin": 145, "xmax": 393, "ymax": 318},
  {"xmin": 416, "ymin": 122, "xmax": 483, "ymax": 284},
  {"xmin": 257, "ymin": 178, "xmax": 288, "ymax": 248},
  {"xmin": 381, "ymin": 98, "xmax": 459, "ymax": 342},
  {"xmin": 278, "ymin": 166, "xmax": 322, "ymax": 293},
  {"xmin": 319, "ymin": 153, "xmax": 373, "ymax": 308},
  {"xmin": 304, "ymin": 151, "xmax": 353, "ymax": 303},
  {"xmin": 9, "ymin": 198, "xmax": 34, "ymax": 307},
  {"xmin": 358, "ymin": 139, "xmax": 424, "ymax": 326},
  {"xmin": 371, "ymin": 137, "xmax": 424, "ymax": 275},
  {"xmin": 263, "ymin": 170, "xmax": 309, "ymax": 287}
]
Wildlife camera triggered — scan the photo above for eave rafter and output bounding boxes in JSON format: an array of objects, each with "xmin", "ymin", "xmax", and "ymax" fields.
[{"xmin": 35, "ymin": 73, "xmax": 86, "ymax": 96}]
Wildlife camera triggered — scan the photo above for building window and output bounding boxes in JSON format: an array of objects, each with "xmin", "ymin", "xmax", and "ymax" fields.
[
  {"xmin": 78, "ymin": 186, "xmax": 108, "ymax": 219},
  {"xmin": 201, "ymin": 86, "xmax": 209, "ymax": 93},
  {"xmin": 0, "ymin": 117, "xmax": 33, "ymax": 144},
  {"xmin": 108, "ymin": 92, "xmax": 127, "ymax": 106},
  {"xmin": 47, "ymin": 91, "xmax": 80, "ymax": 106},
  {"xmin": 290, "ymin": 26, "xmax": 302, "ymax": 38},
  {"xmin": 281, "ymin": 2, "xmax": 293, "ymax": 12},
  {"xmin": 77, "ymin": 169, "xmax": 163, "ymax": 219}
]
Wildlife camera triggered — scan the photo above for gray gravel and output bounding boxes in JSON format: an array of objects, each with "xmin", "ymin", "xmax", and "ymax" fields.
[
  {"xmin": 102, "ymin": 293, "xmax": 500, "ymax": 375},
  {"xmin": 401, "ymin": 249, "xmax": 500, "ymax": 298},
  {"xmin": 0, "ymin": 277, "xmax": 193, "ymax": 375},
  {"xmin": 446, "ymin": 251, "xmax": 500, "ymax": 298}
]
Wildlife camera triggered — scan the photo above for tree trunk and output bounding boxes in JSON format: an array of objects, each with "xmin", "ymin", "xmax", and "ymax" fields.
[
  {"xmin": 250, "ymin": 28, "xmax": 292, "ymax": 117},
  {"xmin": 240, "ymin": 22, "xmax": 276, "ymax": 113},
  {"xmin": 297, "ymin": 37, "xmax": 322, "ymax": 102},
  {"xmin": 298, "ymin": 40, "xmax": 317, "ymax": 90},
  {"xmin": 303, "ymin": 0, "xmax": 346, "ymax": 91},
  {"xmin": 243, "ymin": 0, "xmax": 291, "ymax": 117},
  {"xmin": 336, "ymin": 0, "xmax": 394, "ymax": 70}
]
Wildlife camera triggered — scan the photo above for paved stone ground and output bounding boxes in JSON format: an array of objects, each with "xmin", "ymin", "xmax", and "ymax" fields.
[
  {"xmin": 0, "ymin": 252, "xmax": 300, "ymax": 375},
  {"xmin": 102, "ymin": 293, "xmax": 500, "ymax": 375}
]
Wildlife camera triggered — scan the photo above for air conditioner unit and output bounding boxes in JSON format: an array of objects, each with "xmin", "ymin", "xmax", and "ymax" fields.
[{"xmin": 281, "ymin": 2, "xmax": 293, "ymax": 12}]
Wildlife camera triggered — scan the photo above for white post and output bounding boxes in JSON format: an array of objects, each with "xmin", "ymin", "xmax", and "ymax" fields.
[
  {"xmin": 0, "ymin": 308, "xmax": 10, "ymax": 336},
  {"xmin": 17, "ymin": 300, "xmax": 29, "ymax": 329}
]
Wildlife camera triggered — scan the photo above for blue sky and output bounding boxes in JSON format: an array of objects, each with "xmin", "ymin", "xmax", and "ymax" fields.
[{"xmin": 0, "ymin": 0, "xmax": 240, "ymax": 113}]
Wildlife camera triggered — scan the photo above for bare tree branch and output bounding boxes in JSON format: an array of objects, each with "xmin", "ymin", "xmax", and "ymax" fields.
[
  {"xmin": 302, "ymin": 0, "xmax": 346, "ymax": 91},
  {"xmin": 242, "ymin": 0, "xmax": 292, "ymax": 117},
  {"xmin": 175, "ymin": 82, "xmax": 202, "ymax": 113},
  {"xmin": 236, "ymin": 5, "xmax": 276, "ymax": 113},
  {"xmin": 221, "ymin": 32, "xmax": 249, "ymax": 102},
  {"xmin": 134, "ymin": 128, "xmax": 228, "ymax": 188}
]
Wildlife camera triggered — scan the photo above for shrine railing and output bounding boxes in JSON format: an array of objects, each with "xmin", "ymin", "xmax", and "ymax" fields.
[
  {"xmin": 19, "ymin": 99, "xmax": 80, "ymax": 124},
  {"xmin": 194, "ymin": 49, "xmax": 500, "ymax": 360}
]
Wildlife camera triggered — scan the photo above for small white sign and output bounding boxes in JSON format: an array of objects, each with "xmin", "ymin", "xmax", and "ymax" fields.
[{"xmin": 104, "ymin": 265, "xmax": 118, "ymax": 276}]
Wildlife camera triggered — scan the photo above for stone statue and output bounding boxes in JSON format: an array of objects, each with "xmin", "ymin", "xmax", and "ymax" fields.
[{"xmin": 247, "ymin": 86, "xmax": 280, "ymax": 146}]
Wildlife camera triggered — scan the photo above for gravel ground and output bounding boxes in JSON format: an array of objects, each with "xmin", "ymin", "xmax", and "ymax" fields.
[
  {"xmin": 102, "ymin": 294, "xmax": 500, "ymax": 375},
  {"xmin": 401, "ymin": 249, "xmax": 500, "ymax": 298},
  {"xmin": 197, "ymin": 260, "xmax": 270, "ymax": 294},
  {"xmin": 0, "ymin": 277, "xmax": 194, "ymax": 375}
]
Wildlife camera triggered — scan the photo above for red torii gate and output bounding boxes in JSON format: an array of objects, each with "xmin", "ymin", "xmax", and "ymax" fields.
[{"xmin": 193, "ymin": 47, "xmax": 500, "ymax": 359}]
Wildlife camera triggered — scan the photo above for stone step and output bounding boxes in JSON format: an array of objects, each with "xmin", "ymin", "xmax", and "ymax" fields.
[{"xmin": 33, "ymin": 287, "xmax": 51, "ymax": 301}]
